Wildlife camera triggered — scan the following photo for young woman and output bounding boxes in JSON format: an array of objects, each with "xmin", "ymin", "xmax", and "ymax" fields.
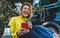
[
  {"xmin": 8, "ymin": 2, "xmax": 32, "ymax": 38},
  {"xmin": 9, "ymin": 2, "xmax": 53, "ymax": 38}
]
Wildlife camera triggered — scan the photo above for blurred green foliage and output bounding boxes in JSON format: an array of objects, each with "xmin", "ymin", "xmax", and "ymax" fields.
[{"xmin": 0, "ymin": 0, "xmax": 17, "ymax": 37}]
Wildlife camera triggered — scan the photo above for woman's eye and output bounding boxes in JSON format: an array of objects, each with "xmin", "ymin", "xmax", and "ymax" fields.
[
  {"xmin": 28, "ymin": 9, "xmax": 30, "ymax": 10},
  {"xmin": 24, "ymin": 8, "xmax": 27, "ymax": 9},
  {"xmin": 24, "ymin": 8, "xmax": 30, "ymax": 10}
]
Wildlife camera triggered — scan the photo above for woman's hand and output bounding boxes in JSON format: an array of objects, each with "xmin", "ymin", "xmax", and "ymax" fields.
[
  {"xmin": 28, "ymin": 22, "xmax": 32, "ymax": 29},
  {"xmin": 17, "ymin": 22, "xmax": 32, "ymax": 36},
  {"xmin": 17, "ymin": 28, "xmax": 29, "ymax": 36}
]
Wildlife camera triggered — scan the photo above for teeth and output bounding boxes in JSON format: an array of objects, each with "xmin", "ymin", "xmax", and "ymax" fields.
[
  {"xmin": 25, "ymin": 12, "xmax": 27, "ymax": 13},
  {"xmin": 23, "ymin": 11, "xmax": 28, "ymax": 14},
  {"xmin": 25, "ymin": 12, "xmax": 28, "ymax": 13}
]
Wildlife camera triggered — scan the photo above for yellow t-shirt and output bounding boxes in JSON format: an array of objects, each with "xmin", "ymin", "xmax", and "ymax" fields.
[{"xmin": 8, "ymin": 16, "xmax": 28, "ymax": 38}]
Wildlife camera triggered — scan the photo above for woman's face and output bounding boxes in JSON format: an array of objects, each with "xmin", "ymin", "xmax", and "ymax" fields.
[{"xmin": 21, "ymin": 5, "xmax": 30, "ymax": 18}]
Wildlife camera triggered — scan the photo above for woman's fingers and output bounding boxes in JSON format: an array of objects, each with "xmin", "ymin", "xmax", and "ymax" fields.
[
  {"xmin": 17, "ymin": 22, "xmax": 32, "ymax": 36},
  {"xmin": 20, "ymin": 28, "xmax": 26, "ymax": 31},
  {"xmin": 18, "ymin": 28, "xmax": 29, "ymax": 36},
  {"xmin": 28, "ymin": 22, "xmax": 32, "ymax": 29}
]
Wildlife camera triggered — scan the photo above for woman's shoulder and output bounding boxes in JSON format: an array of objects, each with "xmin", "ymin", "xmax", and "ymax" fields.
[{"xmin": 10, "ymin": 16, "xmax": 21, "ymax": 20}]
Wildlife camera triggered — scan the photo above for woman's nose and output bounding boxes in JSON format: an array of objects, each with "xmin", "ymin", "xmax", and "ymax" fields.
[{"xmin": 25, "ymin": 9, "xmax": 29, "ymax": 12}]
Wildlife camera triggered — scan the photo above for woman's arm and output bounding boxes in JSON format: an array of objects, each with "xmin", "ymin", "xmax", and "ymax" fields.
[{"xmin": 8, "ymin": 17, "xmax": 16, "ymax": 38}]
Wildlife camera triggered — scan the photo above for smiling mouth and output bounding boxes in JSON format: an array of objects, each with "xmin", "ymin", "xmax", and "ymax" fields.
[{"xmin": 24, "ymin": 12, "xmax": 29, "ymax": 14}]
